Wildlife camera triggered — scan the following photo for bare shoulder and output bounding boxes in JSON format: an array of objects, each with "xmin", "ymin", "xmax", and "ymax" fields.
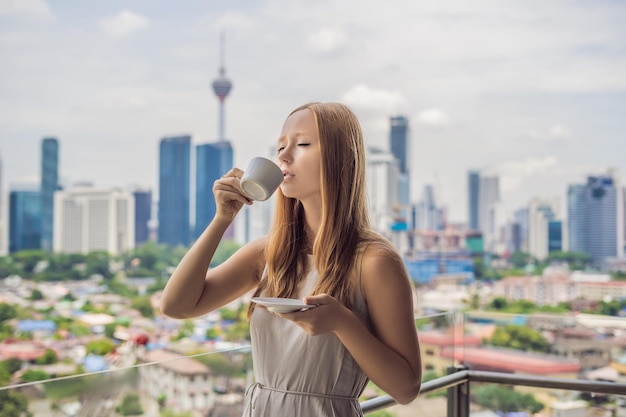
[{"xmin": 360, "ymin": 240, "xmax": 412, "ymax": 301}]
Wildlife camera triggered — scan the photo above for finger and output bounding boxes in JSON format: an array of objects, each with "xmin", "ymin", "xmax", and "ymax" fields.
[
  {"xmin": 220, "ymin": 167, "xmax": 244, "ymax": 180},
  {"xmin": 302, "ymin": 294, "xmax": 328, "ymax": 305}
]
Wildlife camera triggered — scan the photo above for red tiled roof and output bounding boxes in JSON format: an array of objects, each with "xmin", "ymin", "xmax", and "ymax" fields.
[
  {"xmin": 138, "ymin": 349, "xmax": 211, "ymax": 375},
  {"xmin": 440, "ymin": 346, "xmax": 579, "ymax": 375},
  {"xmin": 419, "ymin": 330, "xmax": 482, "ymax": 347},
  {"xmin": 0, "ymin": 341, "xmax": 47, "ymax": 361}
]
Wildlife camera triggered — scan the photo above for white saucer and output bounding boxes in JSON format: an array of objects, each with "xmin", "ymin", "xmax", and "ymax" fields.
[{"xmin": 250, "ymin": 297, "xmax": 316, "ymax": 313}]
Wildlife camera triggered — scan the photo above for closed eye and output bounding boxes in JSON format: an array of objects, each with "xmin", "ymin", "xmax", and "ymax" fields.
[{"xmin": 298, "ymin": 143, "xmax": 310, "ymax": 147}]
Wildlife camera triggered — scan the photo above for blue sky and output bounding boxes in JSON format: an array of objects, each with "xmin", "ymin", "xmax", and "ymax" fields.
[{"xmin": 1, "ymin": 0, "xmax": 625, "ymax": 223}]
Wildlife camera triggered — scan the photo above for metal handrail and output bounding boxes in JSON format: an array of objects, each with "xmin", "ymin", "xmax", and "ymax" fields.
[{"xmin": 360, "ymin": 369, "xmax": 626, "ymax": 414}]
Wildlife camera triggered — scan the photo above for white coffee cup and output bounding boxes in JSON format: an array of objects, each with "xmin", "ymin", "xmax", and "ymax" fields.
[{"xmin": 240, "ymin": 157, "xmax": 284, "ymax": 201}]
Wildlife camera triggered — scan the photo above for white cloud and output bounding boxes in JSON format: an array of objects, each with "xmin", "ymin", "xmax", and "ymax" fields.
[
  {"xmin": 341, "ymin": 84, "xmax": 407, "ymax": 112},
  {"xmin": 0, "ymin": 0, "xmax": 52, "ymax": 17},
  {"xmin": 415, "ymin": 108, "xmax": 451, "ymax": 127},
  {"xmin": 521, "ymin": 124, "xmax": 573, "ymax": 142},
  {"xmin": 307, "ymin": 28, "xmax": 347, "ymax": 54},
  {"xmin": 99, "ymin": 10, "xmax": 150, "ymax": 38},
  {"xmin": 497, "ymin": 156, "xmax": 560, "ymax": 192}
]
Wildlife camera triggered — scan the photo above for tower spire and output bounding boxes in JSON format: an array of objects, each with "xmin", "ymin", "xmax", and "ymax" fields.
[{"xmin": 212, "ymin": 32, "xmax": 233, "ymax": 141}]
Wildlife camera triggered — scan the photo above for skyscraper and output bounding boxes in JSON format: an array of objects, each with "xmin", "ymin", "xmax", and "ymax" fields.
[
  {"xmin": 528, "ymin": 197, "xmax": 563, "ymax": 260},
  {"xmin": 158, "ymin": 136, "xmax": 191, "ymax": 247},
  {"xmin": 567, "ymin": 184, "xmax": 587, "ymax": 253},
  {"xmin": 133, "ymin": 188, "xmax": 152, "ymax": 247},
  {"xmin": 389, "ymin": 116, "xmax": 409, "ymax": 175},
  {"xmin": 41, "ymin": 137, "xmax": 59, "ymax": 251},
  {"xmin": 468, "ymin": 170, "xmax": 480, "ymax": 231},
  {"xmin": 195, "ymin": 141, "xmax": 233, "ymax": 238},
  {"xmin": 0, "ymin": 151, "xmax": 5, "ymax": 255},
  {"xmin": 478, "ymin": 175, "xmax": 500, "ymax": 253},
  {"xmin": 9, "ymin": 187, "xmax": 42, "ymax": 253},
  {"xmin": 389, "ymin": 116, "xmax": 410, "ymax": 207},
  {"xmin": 567, "ymin": 172, "xmax": 624, "ymax": 264}
]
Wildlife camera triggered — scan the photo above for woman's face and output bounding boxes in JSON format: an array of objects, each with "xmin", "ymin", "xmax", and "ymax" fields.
[{"xmin": 277, "ymin": 108, "xmax": 322, "ymax": 202}]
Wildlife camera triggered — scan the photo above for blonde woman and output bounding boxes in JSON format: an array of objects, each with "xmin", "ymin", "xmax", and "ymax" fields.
[{"xmin": 161, "ymin": 102, "xmax": 422, "ymax": 416}]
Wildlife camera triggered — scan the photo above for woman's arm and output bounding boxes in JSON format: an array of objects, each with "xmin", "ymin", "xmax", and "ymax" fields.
[
  {"xmin": 160, "ymin": 169, "xmax": 264, "ymax": 319},
  {"xmin": 160, "ymin": 223, "xmax": 264, "ymax": 319}
]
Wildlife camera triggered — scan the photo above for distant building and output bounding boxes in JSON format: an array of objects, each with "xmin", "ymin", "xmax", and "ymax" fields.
[
  {"xmin": 133, "ymin": 188, "xmax": 152, "ymax": 246},
  {"xmin": 389, "ymin": 116, "xmax": 410, "ymax": 216},
  {"xmin": 53, "ymin": 185, "xmax": 135, "ymax": 255},
  {"xmin": 415, "ymin": 184, "xmax": 444, "ymax": 231},
  {"xmin": 40, "ymin": 137, "xmax": 59, "ymax": 251},
  {"xmin": 8, "ymin": 187, "xmax": 42, "ymax": 253},
  {"xmin": 492, "ymin": 267, "xmax": 626, "ymax": 305},
  {"xmin": 195, "ymin": 141, "xmax": 233, "ymax": 239},
  {"xmin": 158, "ymin": 136, "xmax": 191, "ymax": 247},
  {"xmin": 567, "ymin": 172, "xmax": 625, "ymax": 264},
  {"xmin": 467, "ymin": 170, "xmax": 501, "ymax": 253},
  {"xmin": 468, "ymin": 170, "xmax": 480, "ymax": 231},
  {"xmin": 479, "ymin": 175, "xmax": 500, "ymax": 253},
  {"xmin": 528, "ymin": 197, "xmax": 566, "ymax": 260},
  {"xmin": 366, "ymin": 147, "xmax": 400, "ymax": 236},
  {"xmin": 0, "ymin": 152, "xmax": 5, "ymax": 256},
  {"xmin": 138, "ymin": 349, "xmax": 215, "ymax": 414},
  {"xmin": 441, "ymin": 346, "xmax": 579, "ymax": 378},
  {"xmin": 513, "ymin": 207, "xmax": 529, "ymax": 252}
]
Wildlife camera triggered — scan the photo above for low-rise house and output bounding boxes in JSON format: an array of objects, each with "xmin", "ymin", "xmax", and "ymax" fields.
[{"xmin": 138, "ymin": 349, "xmax": 215, "ymax": 414}]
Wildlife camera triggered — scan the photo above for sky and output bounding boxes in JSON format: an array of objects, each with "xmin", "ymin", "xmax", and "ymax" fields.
[{"xmin": 1, "ymin": 0, "xmax": 625, "ymax": 224}]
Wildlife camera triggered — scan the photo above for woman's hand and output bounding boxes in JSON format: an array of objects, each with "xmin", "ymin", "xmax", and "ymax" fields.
[
  {"xmin": 277, "ymin": 294, "xmax": 355, "ymax": 336},
  {"xmin": 213, "ymin": 167, "xmax": 252, "ymax": 222}
]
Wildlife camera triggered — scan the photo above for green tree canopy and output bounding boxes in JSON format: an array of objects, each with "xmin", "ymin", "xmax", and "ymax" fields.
[
  {"xmin": 116, "ymin": 393, "xmax": 143, "ymax": 416},
  {"xmin": 489, "ymin": 324, "xmax": 549, "ymax": 352},
  {"xmin": 474, "ymin": 384, "xmax": 544, "ymax": 414}
]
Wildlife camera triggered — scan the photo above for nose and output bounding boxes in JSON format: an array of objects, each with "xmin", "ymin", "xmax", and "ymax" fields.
[{"xmin": 277, "ymin": 145, "xmax": 292, "ymax": 165}]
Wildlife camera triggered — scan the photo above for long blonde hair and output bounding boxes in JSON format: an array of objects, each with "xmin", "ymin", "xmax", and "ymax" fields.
[{"xmin": 248, "ymin": 102, "xmax": 383, "ymax": 317}]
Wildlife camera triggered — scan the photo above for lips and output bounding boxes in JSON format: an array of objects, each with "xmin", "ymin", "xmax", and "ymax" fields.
[{"xmin": 282, "ymin": 170, "xmax": 294, "ymax": 178}]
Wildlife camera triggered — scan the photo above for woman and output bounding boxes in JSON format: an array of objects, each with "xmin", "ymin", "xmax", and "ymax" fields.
[{"xmin": 160, "ymin": 102, "xmax": 422, "ymax": 416}]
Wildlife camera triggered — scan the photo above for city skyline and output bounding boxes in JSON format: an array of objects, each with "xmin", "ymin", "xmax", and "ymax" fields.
[{"xmin": 1, "ymin": 0, "xmax": 625, "ymax": 223}]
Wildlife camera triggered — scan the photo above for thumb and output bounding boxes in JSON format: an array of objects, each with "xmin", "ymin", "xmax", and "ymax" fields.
[{"xmin": 303, "ymin": 294, "xmax": 328, "ymax": 306}]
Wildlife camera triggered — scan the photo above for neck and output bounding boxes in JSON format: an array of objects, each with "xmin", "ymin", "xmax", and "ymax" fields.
[{"xmin": 300, "ymin": 196, "xmax": 322, "ymax": 249}]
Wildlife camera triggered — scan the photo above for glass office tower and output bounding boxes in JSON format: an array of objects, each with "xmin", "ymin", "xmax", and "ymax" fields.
[
  {"xmin": 158, "ymin": 136, "xmax": 191, "ymax": 247},
  {"xmin": 195, "ymin": 141, "xmax": 233, "ymax": 239},
  {"xmin": 9, "ymin": 188, "xmax": 42, "ymax": 253},
  {"xmin": 40, "ymin": 137, "xmax": 59, "ymax": 251}
]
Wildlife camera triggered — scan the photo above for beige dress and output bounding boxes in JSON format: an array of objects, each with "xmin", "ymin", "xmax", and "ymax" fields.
[{"xmin": 243, "ymin": 252, "xmax": 371, "ymax": 417}]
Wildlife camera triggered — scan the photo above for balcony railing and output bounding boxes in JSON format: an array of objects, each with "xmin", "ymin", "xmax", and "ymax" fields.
[{"xmin": 2, "ymin": 311, "xmax": 625, "ymax": 416}]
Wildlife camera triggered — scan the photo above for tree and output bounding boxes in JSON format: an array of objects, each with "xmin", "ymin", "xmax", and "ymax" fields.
[
  {"xmin": 0, "ymin": 303, "xmax": 17, "ymax": 322},
  {"xmin": 13, "ymin": 250, "xmax": 47, "ymax": 275},
  {"xmin": 35, "ymin": 349, "xmax": 58, "ymax": 365},
  {"xmin": 489, "ymin": 324, "xmax": 549, "ymax": 352},
  {"xmin": 474, "ymin": 385, "xmax": 544, "ymax": 414},
  {"xmin": 20, "ymin": 369, "xmax": 49, "ymax": 383},
  {"xmin": 85, "ymin": 251, "xmax": 113, "ymax": 279},
  {"xmin": 2, "ymin": 358, "xmax": 23, "ymax": 375},
  {"xmin": 131, "ymin": 296, "xmax": 154, "ymax": 318},
  {"xmin": 86, "ymin": 339, "xmax": 115, "ymax": 356},
  {"xmin": 489, "ymin": 297, "xmax": 508, "ymax": 310},
  {"xmin": 509, "ymin": 251, "xmax": 534, "ymax": 269},
  {"xmin": 160, "ymin": 410, "xmax": 194, "ymax": 417},
  {"xmin": 0, "ymin": 390, "xmax": 31, "ymax": 417},
  {"xmin": 116, "ymin": 393, "xmax": 143, "ymax": 416},
  {"xmin": 29, "ymin": 289, "xmax": 44, "ymax": 301}
]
